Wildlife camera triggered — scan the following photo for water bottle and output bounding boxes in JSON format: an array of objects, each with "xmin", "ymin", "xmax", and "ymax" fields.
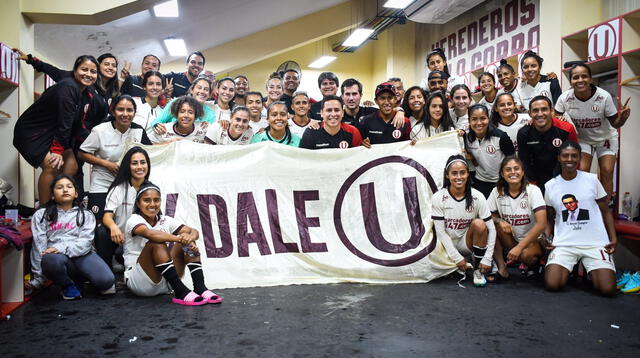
[{"xmin": 622, "ymin": 192, "xmax": 633, "ymax": 221}]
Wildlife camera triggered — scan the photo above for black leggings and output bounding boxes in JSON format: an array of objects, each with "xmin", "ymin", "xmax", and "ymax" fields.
[
  {"xmin": 472, "ymin": 178, "xmax": 496, "ymax": 199},
  {"xmin": 95, "ymin": 225, "xmax": 124, "ymax": 268}
]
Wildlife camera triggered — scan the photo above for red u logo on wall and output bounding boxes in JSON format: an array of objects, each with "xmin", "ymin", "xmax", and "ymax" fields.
[{"xmin": 588, "ymin": 19, "xmax": 619, "ymax": 61}]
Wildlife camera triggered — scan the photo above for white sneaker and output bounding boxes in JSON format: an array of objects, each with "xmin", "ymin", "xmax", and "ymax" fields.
[
  {"xmin": 100, "ymin": 284, "xmax": 116, "ymax": 295},
  {"xmin": 473, "ymin": 269, "xmax": 487, "ymax": 287}
]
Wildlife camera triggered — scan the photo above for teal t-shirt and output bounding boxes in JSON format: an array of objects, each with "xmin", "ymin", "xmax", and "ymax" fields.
[
  {"xmin": 150, "ymin": 98, "xmax": 216, "ymax": 127},
  {"xmin": 250, "ymin": 130, "xmax": 300, "ymax": 147}
]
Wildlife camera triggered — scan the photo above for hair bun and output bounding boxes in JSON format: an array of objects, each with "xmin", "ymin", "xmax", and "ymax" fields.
[{"xmin": 500, "ymin": 59, "xmax": 508, "ymax": 65}]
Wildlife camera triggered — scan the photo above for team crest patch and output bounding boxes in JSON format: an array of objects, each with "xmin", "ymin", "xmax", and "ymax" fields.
[
  {"xmin": 520, "ymin": 201, "xmax": 528, "ymax": 209},
  {"xmin": 486, "ymin": 144, "xmax": 496, "ymax": 154},
  {"xmin": 541, "ymin": 90, "xmax": 549, "ymax": 97},
  {"xmin": 465, "ymin": 205, "xmax": 473, "ymax": 213},
  {"xmin": 91, "ymin": 205, "xmax": 100, "ymax": 214},
  {"xmin": 339, "ymin": 140, "xmax": 349, "ymax": 149},
  {"xmin": 592, "ymin": 105, "xmax": 599, "ymax": 112},
  {"xmin": 392, "ymin": 129, "xmax": 402, "ymax": 139},
  {"xmin": 552, "ymin": 138, "xmax": 562, "ymax": 147}
]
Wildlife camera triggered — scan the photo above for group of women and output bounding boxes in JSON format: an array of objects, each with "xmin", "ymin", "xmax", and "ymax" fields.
[{"xmin": 11, "ymin": 45, "xmax": 631, "ymax": 301}]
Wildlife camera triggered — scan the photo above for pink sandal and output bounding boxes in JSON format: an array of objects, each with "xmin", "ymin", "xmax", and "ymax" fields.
[
  {"xmin": 172, "ymin": 291, "xmax": 207, "ymax": 306},
  {"xmin": 200, "ymin": 290, "xmax": 222, "ymax": 304}
]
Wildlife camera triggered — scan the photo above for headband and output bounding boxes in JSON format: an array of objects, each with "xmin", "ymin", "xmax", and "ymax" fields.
[
  {"xmin": 136, "ymin": 184, "xmax": 161, "ymax": 200},
  {"xmin": 445, "ymin": 158, "xmax": 467, "ymax": 170}
]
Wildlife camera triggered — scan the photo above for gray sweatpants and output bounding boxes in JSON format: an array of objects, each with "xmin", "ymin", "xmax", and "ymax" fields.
[{"xmin": 41, "ymin": 252, "xmax": 114, "ymax": 291}]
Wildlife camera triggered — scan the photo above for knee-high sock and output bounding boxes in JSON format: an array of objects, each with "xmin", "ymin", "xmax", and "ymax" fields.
[
  {"xmin": 472, "ymin": 245, "xmax": 487, "ymax": 270},
  {"xmin": 186, "ymin": 262, "xmax": 208, "ymax": 295},
  {"xmin": 155, "ymin": 261, "xmax": 189, "ymax": 299}
]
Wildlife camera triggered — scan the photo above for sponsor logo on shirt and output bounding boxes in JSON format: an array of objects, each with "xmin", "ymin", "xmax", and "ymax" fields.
[
  {"xmin": 369, "ymin": 130, "xmax": 383, "ymax": 134},
  {"xmin": 316, "ymin": 143, "xmax": 330, "ymax": 148},
  {"xmin": 445, "ymin": 218, "xmax": 472, "ymax": 230}
]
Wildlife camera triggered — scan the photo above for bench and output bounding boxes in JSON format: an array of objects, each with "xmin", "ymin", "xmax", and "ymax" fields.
[
  {"xmin": 1, "ymin": 222, "xmax": 32, "ymax": 319},
  {"xmin": 614, "ymin": 219, "xmax": 640, "ymax": 260}
]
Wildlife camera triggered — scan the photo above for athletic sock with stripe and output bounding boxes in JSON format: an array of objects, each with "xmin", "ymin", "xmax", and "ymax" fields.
[
  {"xmin": 155, "ymin": 261, "xmax": 189, "ymax": 299},
  {"xmin": 186, "ymin": 262, "xmax": 209, "ymax": 295},
  {"xmin": 472, "ymin": 245, "xmax": 487, "ymax": 270}
]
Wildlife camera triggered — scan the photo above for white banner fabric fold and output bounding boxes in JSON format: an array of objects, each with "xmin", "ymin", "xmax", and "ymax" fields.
[{"xmin": 140, "ymin": 131, "xmax": 464, "ymax": 289}]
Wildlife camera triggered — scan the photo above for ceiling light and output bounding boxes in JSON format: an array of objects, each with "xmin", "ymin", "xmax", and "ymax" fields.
[
  {"xmin": 164, "ymin": 38, "xmax": 187, "ymax": 56},
  {"xmin": 154, "ymin": 0, "xmax": 179, "ymax": 17},
  {"xmin": 342, "ymin": 28, "xmax": 374, "ymax": 47},
  {"xmin": 383, "ymin": 0, "xmax": 414, "ymax": 8},
  {"xmin": 309, "ymin": 56, "xmax": 337, "ymax": 69}
]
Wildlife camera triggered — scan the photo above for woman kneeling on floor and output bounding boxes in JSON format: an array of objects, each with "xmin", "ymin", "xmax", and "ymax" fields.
[
  {"xmin": 124, "ymin": 182, "xmax": 221, "ymax": 305},
  {"xmin": 431, "ymin": 155, "xmax": 496, "ymax": 287},
  {"xmin": 488, "ymin": 156, "xmax": 547, "ymax": 281},
  {"xmin": 28, "ymin": 174, "xmax": 115, "ymax": 299}
]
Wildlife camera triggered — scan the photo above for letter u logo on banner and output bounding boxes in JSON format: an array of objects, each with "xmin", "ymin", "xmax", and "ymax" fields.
[{"xmin": 588, "ymin": 19, "xmax": 620, "ymax": 61}]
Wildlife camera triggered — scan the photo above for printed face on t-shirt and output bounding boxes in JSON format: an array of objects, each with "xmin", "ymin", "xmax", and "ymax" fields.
[{"xmin": 562, "ymin": 196, "xmax": 579, "ymax": 212}]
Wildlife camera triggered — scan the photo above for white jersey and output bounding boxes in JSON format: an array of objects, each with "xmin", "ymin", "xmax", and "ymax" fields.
[
  {"xmin": 554, "ymin": 86, "xmax": 617, "ymax": 144},
  {"xmin": 148, "ymin": 122, "xmax": 208, "ymax": 144},
  {"xmin": 104, "ymin": 183, "xmax": 137, "ymax": 233},
  {"xmin": 497, "ymin": 80, "xmax": 525, "ymax": 110},
  {"xmin": 133, "ymin": 97, "xmax": 162, "ymax": 134},
  {"xmin": 288, "ymin": 118, "xmax": 312, "ymax": 138},
  {"xmin": 205, "ymin": 122, "xmax": 254, "ymax": 145},
  {"xmin": 124, "ymin": 214, "xmax": 183, "ymax": 270},
  {"xmin": 432, "ymin": 187, "xmax": 492, "ymax": 239},
  {"xmin": 518, "ymin": 78, "xmax": 554, "ymax": 109},
  {"xmin": 204, "ymin": 101, "xmax": 232, "ymax": 123},
  {"xmin": 496, "ymin": 113, "xmax": 530, "ymax": 153},
  {"xmin": 477, "ymin": 96, "xmax": 496, "ymax": 113},
  {"xmin": 248, "ymin": 116, "xmax": 269, "ymax": 132},
  {"xmin": 410, "ymin": 122, "xmax": 445, "ymax": 141},
  {"xmin": 488, "ymin": 184, "xmax": 545, "ymax": 240},
  {"xmin": 408, "ymin": 115, "xmax": 419, "ymax": 129},
  {"xmin": 79, "ymin": 121, "xmax": 148, "ymax": 193},
  {"xmin": 449, "ymin": 108, "xmax": 469, "ymax": 130},
  {"xmin": 465, "ymin": 129, "xmax": 514, "ymax": 182},
  {"xmin": 544, "ymin": 171, "xmax": 609, "ymax": 247}
]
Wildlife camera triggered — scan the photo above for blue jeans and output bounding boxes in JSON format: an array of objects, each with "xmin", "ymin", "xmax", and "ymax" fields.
[{"xmin": 41, "ymin": 252, "xmax": 114, "ymax": 291}]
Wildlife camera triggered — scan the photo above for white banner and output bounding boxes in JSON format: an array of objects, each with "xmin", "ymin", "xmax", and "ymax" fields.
[{"xmin": 142, "ymin": 131, "xmax": 464, "ymax": 289}]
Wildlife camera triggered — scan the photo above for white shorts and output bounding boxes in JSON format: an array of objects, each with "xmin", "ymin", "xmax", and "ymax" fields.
[
  {"xmin": 580, "ymin": 136, "xmax": 618, "ymax": 158},
  {"xmin": 124, "ymin": 262, "xmax": 171, "ymax": 297},
  {"xmin": 546, "ymin": 246, "xmax": 616, "ymax": 273},
  {"xmin": 453, "ymin": 237, "xmax": 472, "ymax": 257}
]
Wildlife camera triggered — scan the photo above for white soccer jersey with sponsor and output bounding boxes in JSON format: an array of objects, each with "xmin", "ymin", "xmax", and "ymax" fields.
[
  {"xmin": 288, "ymin": 118, "xmax": 312, "ymax": 138},
  {"xmin": 133, "ymin": 97, "xmax": 162, "ymax": 134},
  {"xmin": 488, "ymin": 184, "xmax": 545, "ymax": 240},
  {"xmin": 497, "ymin": 113, "xmax": 530, "ymax": 152},
  {"xmin": 432, "ymin": 187, "xmax": 492, "ymax": 240},
  {"xmin": 79, "ymin": 121, "xmax": 147, "ymax": 193},
  {"xmin": 449, "ymin": 108, "xmax": 469, "ymax": 130},
  {"xmin": 410, "ymin": 122, "xmax": 445, "ymax": 141},
  {"xmin": 204, "ymin": 101, "xmax": 231, "ymax": 123},
  {"xmin": 104, "ymin": 183, "xmax": 137, "ymax": 233},
  {"xmin": 249, "ymin": 116, "xmax": 269, "ymax": 132},
  {"xmin": 519, "ymin": 80, "xmax": 552, "ymax": 110},
  {"xmin": 124, "ymin": 214, "xmax": 183, "ymax": 270},
  {"xmin": 544, "ymin": 171, "xmax": 609, "ymax": 247},
  {"xmin": 205, "ymin": 122, "xmax": 254, "ymax": 145},
  {"xmin": 554, "ymin": 87, "xmax": 617, "ymax": 144},
  {"xmin": 148, "ymin": 122, "xmax": 208, "ymax": 144}
]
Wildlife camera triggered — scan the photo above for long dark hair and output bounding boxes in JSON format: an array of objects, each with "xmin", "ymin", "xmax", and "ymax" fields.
[
  {"xmin": 442, "ymin": 155, "xmax": 473, "ymax": 210},
  {"xmin": 490, "ymin": 92, "xmax": 516, "ymax": 126},
  {"xmin": 496, "ymin": 156, "xmax": 529, "ymax": 196},
  {"xmin": 402, "ymin": 86, "xmax": 428, "ymax": 122},
  {"xmin": 72, "ymin": 55, "xmax": 99, "ymax": 89},
  {"xmin": 520, "ymin": 50, "xmax": 544, "ymax": 69},
  {"xmin": 40, "ymin": 174, "xmax": 87, "ymax": 227},
  {"xmin": 96, "ymin": 53, "xmax": 120, "ymax": 100},
  {"xmin": 266, "ymin": 101, "xmax": 294, "ymax": 144},
  {"xmin": 426, "ymin": 48, "xmax": 450, "ymax": 76},
  {"xmin": 108, "ymin": 146, "xmax": 151, "ymax": 192},
  {"xmin": 466, "ymin": 104, "xmax": 498, "ymax": 142},
  {"xmin": 426, "ymin": 91, "xmax": 454, "ymax": 131},
  {"xmin": 142, "ymin": 70, "xmax": 165, "ymax": 89}
]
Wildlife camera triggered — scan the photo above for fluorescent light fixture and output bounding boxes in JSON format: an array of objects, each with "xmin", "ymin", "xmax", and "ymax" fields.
[
  {"xmin": 309, "ymin": 56, "xmax": 336, "ymax": 69},
  {"xmin": 154, "ymin": 0, "xmax": 179, "ymax": 17},
  {"xmin": 383, "ymin": 0, "xmax": 414, "ymax": 8},
  {"xmin": 342, "ymin": 28, "xmax": 374, "ymax": 47},
  {"xmin": 164, "ymin": 38, "xmax": 187, "ymax": 56}
]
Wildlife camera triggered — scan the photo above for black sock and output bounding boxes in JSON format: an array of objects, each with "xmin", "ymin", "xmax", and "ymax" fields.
[
  {"xmin": 155, "ymin": 261, "xmax": 189, "ymax": 299},
  {"xmin": 186, "ymin": 262, "xmax": 208, "ymax": 295},
  {"xmin": 472, "ymin": 245, "xmax": 487, "ymax": 270}
]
